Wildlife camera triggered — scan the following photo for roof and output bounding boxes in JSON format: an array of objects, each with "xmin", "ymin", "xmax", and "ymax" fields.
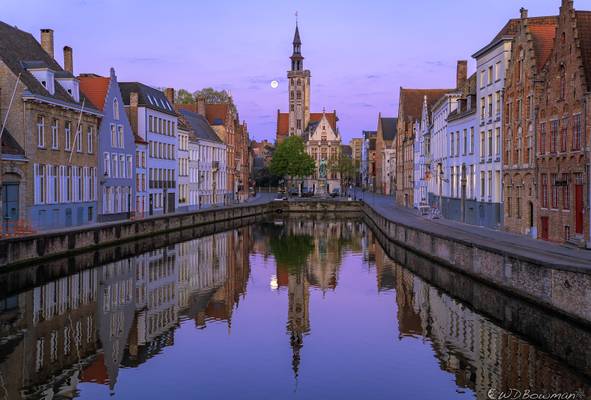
[
  {"xmin": 310, "ymin": 112, "xmax": 337, "ymax": 131},
  {"xmin": 473, "ymin": 16, "xmax": 557, "ymax": 58},
  {"xmin": 293, "ymin": 24, "xmax": 301, "ymax": 45},
  {"xmin": 204, "ymin": 103, "xmax": 230, "ymax": 126},
  {"xmin": 119, "ymin": 82, "xmax": 176, "ymax": 116},
  {"xmin": 379, "ymin": 117, "xmax": 397, "ymax": 141},
  {"xmin": 576, "ymin": 11, "xmax": 591, "ymax": 91},
  {"xmin": 1, "ymin": 128, "xmax": 25, "ymax": 155},
  {"xmin": 399, "ymin": 88, "xmax": 453, "ymax": 121},
  {"xmin": 0, "ymin": 21, "xmax": 98, "ymax": 112},
  {"xmin": 276, "ymin": 112, "xmax": 289, "ymax": 137},
  {"xmin": 78, "ymin": 75, "xmax": 110, "ymax": 110},
  {"xmin": 529, "ymin": 21, "xmax": 558, "ymax": 71},
  {"xmin": 178, "ymin": 109, "xmax": 223, "ymax": 143}
]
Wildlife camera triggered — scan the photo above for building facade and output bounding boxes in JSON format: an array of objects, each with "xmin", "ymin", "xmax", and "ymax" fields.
[
  {"xmin": 120, "ymin": 82, "xmax": 178, "ymax": 216},
  {"xmin": 536, "ymin": 0, "xmax": 591, "ymax": 246},
  {"xmin": 503, "ymin": 10, "xmax": 557, "ymax": 237},
  {"xmin": 375, "ymin": 115, "xmax": 397, "ymax": 194},
  {"xmin": 0, "ymin": 24, "xmax": 101, "ymax": 232},
  {"xmin": 79, "ymin": 68, "xmax": 136, "ymax": 222},
  {"xmin": 304, "ymin": 111, "xmax": 341, "ymax": 193}
]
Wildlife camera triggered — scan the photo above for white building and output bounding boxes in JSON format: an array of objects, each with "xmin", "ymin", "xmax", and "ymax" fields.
[
  {"xmin": 121, "ymin": 82, "xmax": 178, "ymax": 216},
  {"xmin": 445, "ymin": 74, "xmax": 479, "ymax": 223},
  {"xmin": 177, "ymin": 120, "xmax": 190, "ymax": 212},
  {"xmin": 179, "ymin": 109, "xmax": 228, "ymax": 208},
  {"xmin": 472, "ymin": 28, "xmax": 509, "ymax": 229},
  {"xmin": 428, "ymin": 92, "xmax": 460, "ymax": 206}
]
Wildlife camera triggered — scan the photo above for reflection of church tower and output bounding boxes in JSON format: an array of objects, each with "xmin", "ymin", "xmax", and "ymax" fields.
[
  {"xmin": 287, "ymin": 267, "xmax": 310, "ymax": 379},
  {"xmin": 288, "ymin": 22, "xmax": 311, "ymax": 136}
]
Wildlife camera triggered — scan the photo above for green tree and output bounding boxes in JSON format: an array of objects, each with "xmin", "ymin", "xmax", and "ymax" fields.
[
  {"xmin": 195, "ymin": 87, "xmax": 237, "ymax": 114},
  {"xmin": 175, "ymin": 89, "xmax": 194, "ymax": 104},
  {"xmin": 270, "ymin": 136, "xmax": 315, "ymax": 193},
  {"xmin": 329, "ymin": 154, "xmax": 358, "ymax": 192}
]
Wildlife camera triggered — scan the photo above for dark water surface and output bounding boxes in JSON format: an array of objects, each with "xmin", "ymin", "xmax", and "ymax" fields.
[{"xmin": 0, "ymin": 217, "xmax": 590, "ymax": 400}]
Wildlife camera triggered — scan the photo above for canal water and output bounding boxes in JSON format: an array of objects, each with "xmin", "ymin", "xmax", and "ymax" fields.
[{"xmin": 0, "ymin": 217, "xmax": 589, "ymax": 400}]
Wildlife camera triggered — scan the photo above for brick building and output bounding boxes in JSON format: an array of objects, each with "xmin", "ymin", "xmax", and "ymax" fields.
[
  {"xmin": 503, "ymin": 10, "xmax": 558, "ymax": 237},
  {"xmin": 396, "ymin": 88, "xmax": 451, "ymax": 207},
  {"xmin": 0, "ymin": 24, "xmax": 101, "ymax": 232},
  {"xmin": 536, "ymin": 0, "xmax": 591, "ymax": 246},
  {"xmin": 375, "ymin": 114, "xmax": 397, "ymax": 194}
]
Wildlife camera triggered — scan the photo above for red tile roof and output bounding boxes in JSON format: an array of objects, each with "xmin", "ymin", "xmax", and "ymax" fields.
[
  {"xmin": 276, "ymin": 112, "xmax": 289, "ymax": 137},
  {"xmin": 529, "ymin": 23, "xmax": 557, "ymax": 71},
  {"xmin": 576, "ymin": 11, "xmax": 591, "ymax": 91},
  {"xmin": 399, "ymin": 88, "xmax": 452, "ymax": 121},
  {"xmin": 310, "ymin": 112, "xmax": 337, "ymax": 131},
  {"xmin": 79, "ymin": 76, "xmax": 110, "ymax": 111},
  {"xmin": 205, "ymin": 103, "xmax": 230, "ymax": 125}
]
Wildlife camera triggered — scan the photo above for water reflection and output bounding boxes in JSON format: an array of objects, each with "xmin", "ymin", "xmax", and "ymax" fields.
[{"xmin": 0, "ymin": 218, "xmax": 588, "ymax": 399}]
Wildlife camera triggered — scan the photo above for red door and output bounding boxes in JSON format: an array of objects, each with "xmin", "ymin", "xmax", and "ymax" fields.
[
  {"xmin": 575, "ymin": 184, "xmax": 584, "ymax": 234},
  {"xmin": 541, "ymin": 216, "xmax": 549, "ymax": 240}
]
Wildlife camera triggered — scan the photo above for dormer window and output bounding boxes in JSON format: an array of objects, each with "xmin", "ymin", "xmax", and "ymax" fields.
[
  {"xmin": 28, "ymin": 67, "xmax": 55, "ymax": 95},
  {"xmin": 55, "ymin": 77, "xmax": 79, "ymax": 102},
  {"xmin": 41, "ymin": 81, "xmax": 47, "ymax": 87}
]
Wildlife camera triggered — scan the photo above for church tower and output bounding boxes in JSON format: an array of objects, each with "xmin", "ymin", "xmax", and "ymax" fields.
[{"xmin": 288, "ymin": 22, "xmax": 311, "ymax": 136}]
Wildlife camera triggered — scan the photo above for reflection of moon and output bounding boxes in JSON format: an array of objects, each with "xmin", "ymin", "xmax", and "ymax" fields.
[{"xmin": 271, "ymin": 80, "xmax": 279, "ymax": 89}]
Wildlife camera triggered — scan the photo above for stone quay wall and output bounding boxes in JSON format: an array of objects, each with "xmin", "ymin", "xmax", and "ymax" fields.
[
  {"xmin": 0, "ymin": 203, "xmax": 273, "ymax": 268},
  {"xmin": 363, "ymin": 203, "xmax": 591, "ymax": 327}
]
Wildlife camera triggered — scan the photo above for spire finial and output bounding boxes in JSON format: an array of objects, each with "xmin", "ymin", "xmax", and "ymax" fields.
[{"xmin": 295, "ymin": 11, "xmax": 298, "ymax": 25}]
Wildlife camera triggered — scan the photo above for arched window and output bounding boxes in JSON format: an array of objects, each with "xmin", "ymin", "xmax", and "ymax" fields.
[{"xmin": 113, "ymin": 98, "xmax": 119, "ymax": 120}]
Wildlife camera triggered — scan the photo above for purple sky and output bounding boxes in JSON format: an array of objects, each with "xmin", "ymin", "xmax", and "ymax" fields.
[{"xmin": 3, "ymin": 0, "xmax": 568, "ymax": 143}]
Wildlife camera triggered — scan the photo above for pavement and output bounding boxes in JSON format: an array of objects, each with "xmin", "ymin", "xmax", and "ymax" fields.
[{"xmin": 355, "ymin": 190, "xmax": 591, "ymax": 271}]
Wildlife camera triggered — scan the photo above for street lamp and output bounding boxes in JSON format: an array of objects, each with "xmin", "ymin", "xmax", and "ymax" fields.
[{"xmin": 212, "ymin": 161, "xmax": 219, "ymax": 207}]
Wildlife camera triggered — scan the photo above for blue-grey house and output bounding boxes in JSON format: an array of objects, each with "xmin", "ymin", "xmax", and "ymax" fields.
[{"xmin": 80, "ymin": 68, "xmax": 136, "ymax": 222}]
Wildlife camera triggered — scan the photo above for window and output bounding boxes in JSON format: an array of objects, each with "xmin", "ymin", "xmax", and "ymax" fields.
[
  {"xmin": 480, "ymin": 131, "xmax": 485, "ymax": 157},
  {"xmin": 76, "ymin": 125, "xmax": 82, "ymax": 152},
  {"xmin": 450, "ymin": 132, "xmax": 454, "ymax": 156},
  {"xmin": 51, "ymin": 119, "xmax": 58, "ymax": 149},
  {"xmin": 517, "ymin": 99, "xmax": 522, "ymax": 120},
  {"xmin": 463, "ymin": 129, "xmax": 467, "ymax": 155},
  {"xmin": 551, "ymin": 173, "xmax": 558, "ymax": 208},
  {"xmin": 539, "ymin": 174, "xmax": 547, "ymax": 207},
  {"xmin": 120, "ymin": 155, "xmax": 125, "ymax": 179},
  {"xmin": 488, "ymin": 130, "xmax": 493, "ymax": 157},
  {"xmin": 296, "ymin": 119, "xmax": 302, "ymax": 129},
  {"xmin": 480, "ymin": 172, "xmax": 485, "ymax": 198},
  {"xmin": 495, "ymin": 128, "xmax": 501, "ymax": 156},
  {"xmin": 112, "ymin": 153, "xmax": 118, "ymax": 178},
  {"xmin": 118, "ymin": 125, "xmax": 124, "ymax": 148},
  {"xmin": 104, "ymin": 153, "xmax": 110, "ymax": 177},
  {"xmin": 149, "ymin": 116, "xmax": 153, "ymax": 132},
  {"xmin": 495, "ymin": 92, "xmax": 501, "ymax": 116},
  {"xmin": 540, "ymin": 122, "xmax": 547, "ymax": 154},
  {"xmin": 488, "ymin": 65, "xmax": 493, "ymax": 84},
  {"xmin": 111, "ymin": 124, "xmax": 116, "ymax": 147},
  {"xmin": 113, "ymin": 98, "xmax": 119, "ymax": 120},
  {"xmin": 495, "ymin": 62, "xmax": 501, "ymax": 81},
  {"xmin": 480, "ymin": 97, "xmax": 485, "ymax": 118},
  {"xmin": 456, "ymin": 131, "xmax": 460, "ymax": 156},
  {"xmin": 87, "ymin": 126, "xmax": 93, "ymax": 153},
  {"xmin": 488, "ymin": 171, "xmax": 493, "ymax": 200},
  {"xmin": 550, "ymin": 120, "xmax": 558, "ymax": 153},
  {"xmin": 66, "ymin": 166, "xmax": 72, "ymax": 202},
  {"xmin": 480, "ymin": 70, "xmax": 485, "ymax": 88},
  {"xmin": 37, "ymin": 116, "xmax": 45, "ymax": 148},
  {"xmin": 573, "ymin": 114, "xmax": 582, "ymax": 150},
  {"xmin": 488, "ymin": 94, "xmax": 493, "ymax": 117},
  {"xmin": 127, "ymin": 155, "xmax": 133, "ymax": 178},
  {"xmin": 560, "ymin": 65, "xmax": 566, "ymax": 100},
  {"xmin": 470, "ymin": 128, "xmax": 474, "ymax": 154},
  {"xmin": 65, "ymin": 121, "xmax": 71, "ymax": 151},
  {"xmin": 561, "ymin": 117, "xmax": 568, "ymax": 152},
  {"xmin": 562, "ymin": 173, "xmax": 570, "ymax": 210}
]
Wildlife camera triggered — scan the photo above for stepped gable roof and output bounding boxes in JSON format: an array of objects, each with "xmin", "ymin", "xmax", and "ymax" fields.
[
  {"xmin": 473, "ymin": 16, "xmax": 557, "ymax": 58},
  {"xmin": 0, "ymin": 21, "xmax": 98, "ymax": 112},
  {"xmin": 119, "ymin": 82, "xmax": 176, "ymax": 116},
  {"xmin": 576, "ymin": 11, "xmax": 591, "ymax": 91},
  {"xmin": 379, "ymin": 117, "xmax": 397, "ymax": 141},
  {"xmin": 178, "ymin": 109, "xmax": 222, "ymax": 143},
  {"xmin": 78, "ymin": 74, "xmax": 110, "ymax": 110},
  {"xmin": 529, "ymin": 20, "xmax": 558, "ymax": 71},
  {"xmin": 399, "ymin": 88, "xmax": 452, "ymax": 121}
]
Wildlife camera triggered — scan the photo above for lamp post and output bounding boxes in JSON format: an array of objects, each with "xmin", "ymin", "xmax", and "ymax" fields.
[{"xmin": 212, "ymin": 161, "xmax": 218, "ymax": 207}]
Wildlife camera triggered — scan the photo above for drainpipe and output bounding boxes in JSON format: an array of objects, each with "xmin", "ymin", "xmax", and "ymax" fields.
[{"xmin": 586, "ymin": 94, "xmax": 591, "ymax": 248}]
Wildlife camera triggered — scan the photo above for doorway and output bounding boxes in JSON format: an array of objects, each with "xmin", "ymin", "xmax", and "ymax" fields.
[
  {"xmin": 541, "ymin": 216, "xmax": 549, "ymax": 240},
  {"xmin": 2, "ymin": 183, "xmax": 19, "ymax": 233},
  {"xmin": 575, "ymin": 184, "xmax": 583, "ymax": 234}
]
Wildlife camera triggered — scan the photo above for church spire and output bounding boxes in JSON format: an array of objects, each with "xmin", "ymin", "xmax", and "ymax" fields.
[{"xmin": 290, "ymin": 20, "xmax": 304, "ymax": 71}]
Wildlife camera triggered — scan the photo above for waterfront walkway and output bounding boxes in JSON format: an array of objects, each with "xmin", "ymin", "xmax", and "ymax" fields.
[{"xmin": 357, "ymin": 191, "xmax": 591, "ymax": 271}]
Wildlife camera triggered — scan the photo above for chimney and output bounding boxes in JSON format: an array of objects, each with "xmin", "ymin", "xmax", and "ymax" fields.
[
  {"xmin": 126, "ymin": 92, "xmax": 139, "ymax": 138},
  {"xmin": 164, "ymin": 88, "xmax": 175, "ymax": 105},
  {"xmin": 63, "ymin": 46, "xmax": 73, "ymax": 74},
  {"xmin": 40, "ymin": 28, "xmax": 54, "ymax": 58},
  {"xmin": 197, "ymin": 95, "xmax": 206, "ymax": 117},
  {"xmin": 456, "ymin": 60, "xmax": 468, "ymax": 89},
  {"xmin": 520, "ymin": 7, "xmax": 528, "ymax": 19}
]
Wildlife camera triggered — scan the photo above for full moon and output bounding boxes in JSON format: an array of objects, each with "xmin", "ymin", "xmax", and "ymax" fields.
[{"xmin": 271, "ymin": 80, "xmax": 279, "ymax": 89}]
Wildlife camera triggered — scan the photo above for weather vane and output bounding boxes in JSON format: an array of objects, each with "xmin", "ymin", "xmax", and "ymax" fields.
[{"xmin": 295, "ymin": 11, "xmax": 298, "ymax": 25}]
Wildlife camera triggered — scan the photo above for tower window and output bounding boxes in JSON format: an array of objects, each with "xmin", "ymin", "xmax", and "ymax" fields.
[
  {"xmin": 296, "ymin": 119, "xmax": 302, "ymax": 129},
  {"xmin": 290, "ymin": 91, "xmax": 294, "ymax": 99},
  {"xmin": 297, "ymin": 91, "xmax": 301, "ymax": 100}
]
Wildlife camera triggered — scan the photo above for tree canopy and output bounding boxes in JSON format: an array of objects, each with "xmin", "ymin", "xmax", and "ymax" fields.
[
  {"xmin": 175, "ymin": 87, "xmax": 237, "ymax": 114},
  {"xmin": 270, "ymin": 136, "xmax": 316, "ymax": 179}
]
